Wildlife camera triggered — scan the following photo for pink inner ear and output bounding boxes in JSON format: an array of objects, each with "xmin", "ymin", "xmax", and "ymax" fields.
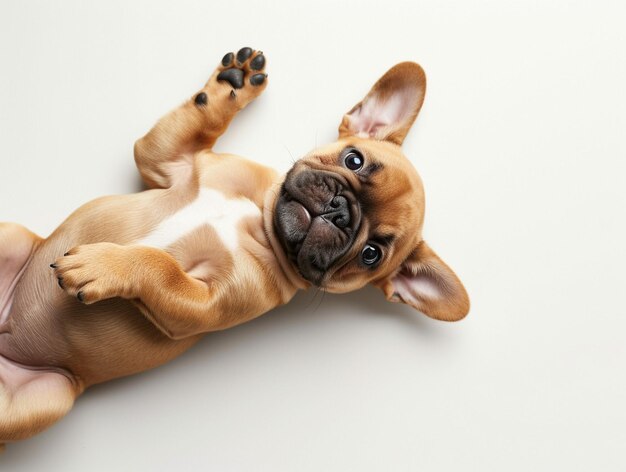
[
  {"xmin": 393, "ymin": 271, "xmax": 442, "ymax": 306},
  {"xmin": 348, "ymin": 87, "xmax": 419, "ymax": 138}
]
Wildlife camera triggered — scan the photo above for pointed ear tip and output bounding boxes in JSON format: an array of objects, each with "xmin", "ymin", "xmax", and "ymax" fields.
[
  {"xmin": 446, "ymin": 297, "xmax": 471, "ymax": 322},
  {"xmin": 399, "ymin": 60, "xmax": 425, "ymax": 73},
  {"xmin": 387, "ymin": 61, "xmax": 426, "ymax": 85},
  {"xmin": 429, "ymin": 306, "xmax": 470, "ymax": 322},
  {"xmin": 450, "ymin": 307, "xmax": 470, "ymax": 322}
]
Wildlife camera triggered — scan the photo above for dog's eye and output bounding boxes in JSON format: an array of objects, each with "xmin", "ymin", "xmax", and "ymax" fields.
[
  {"xmin": 361, "ymin": 244, "xmax": 381, "ymax": 265},
  {"xmin": 344, "ymin": 150, "xmax": 364, "ymax": 171}
]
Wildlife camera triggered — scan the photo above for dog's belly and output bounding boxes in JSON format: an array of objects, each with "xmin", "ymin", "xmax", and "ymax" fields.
[
  {"xmin": 135, "ymin": 187, "xmax": 260, "ymax": 251},
  {"xmin": 1, "ymin": 185, "xmax": 262, "ymax": 386},
  {"xmin": 0, "ymin": 190, "xmax": 189, "ymax": 384}
]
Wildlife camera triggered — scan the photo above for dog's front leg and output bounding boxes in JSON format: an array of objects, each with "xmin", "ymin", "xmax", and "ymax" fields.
[
  {"xmin": 134, "ymin": 47, "xmax": 268, "ymax": 189},
  {"xmin": 51, "ymin": 243, "xmax": 236, "ymax": 339}
]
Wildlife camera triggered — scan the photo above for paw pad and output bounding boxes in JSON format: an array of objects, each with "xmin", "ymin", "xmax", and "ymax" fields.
[
  {"xmin": 250, "ymin": 54, "xmax": 265, "ymax": 71},
  {"xmin": 217, "ymin": 47, "xmax": 267, "ymax": 90},
  {"xmin": 221, "ymin": 52, "xmax": 234, "ymax": 67},
  {"xmin": 236, "ymin": 47, "xmax": 253, "ymax": 64},
  {"xmin": 194, "ymin": 92, "xmax": 208, "ymax": 106},
  {"xmin": 250, "ymin": 74, "xmax": 266, "ymax": 86},
  {"xmin": 217, "ymin": 68, "xmax": 245, "ymax": 89}
]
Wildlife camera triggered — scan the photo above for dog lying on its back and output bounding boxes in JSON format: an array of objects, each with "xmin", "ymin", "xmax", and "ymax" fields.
[{"xmin": 0, "ymin": 47, "xmax": 469, "ymax": 448}]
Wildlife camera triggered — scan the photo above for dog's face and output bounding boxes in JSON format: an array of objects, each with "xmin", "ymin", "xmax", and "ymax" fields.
[{"xmin": 274, "ymin": 62, "xmax": 469, "ymax": 321}]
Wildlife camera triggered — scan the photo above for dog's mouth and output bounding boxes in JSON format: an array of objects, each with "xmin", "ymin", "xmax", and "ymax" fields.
[{"xmin": 273, "ymin": 170, "xmax": 361, "ymax": 285}]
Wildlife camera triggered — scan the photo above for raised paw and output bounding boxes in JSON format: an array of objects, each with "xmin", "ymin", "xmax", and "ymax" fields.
[
  {"xmin": 50, "ymin": 243, "xmax": 132, "ymax": 304},
  {"xmin": 218, "ymin": 47, "xmax": 267, "ymax": 89},
  {"xmin": 190, "ymin": 48, "xmax": 268, "ymax": 123}
]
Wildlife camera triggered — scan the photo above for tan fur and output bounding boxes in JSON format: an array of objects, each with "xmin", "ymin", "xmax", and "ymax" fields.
[{"xmin": 0, "ymin": 51, "xmax": 468, "ymax": 448}]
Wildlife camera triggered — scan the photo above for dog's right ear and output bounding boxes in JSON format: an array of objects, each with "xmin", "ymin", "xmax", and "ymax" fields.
[{"xmin": 338, "ymin": 62, "xmax": 426, "ymax": 145}]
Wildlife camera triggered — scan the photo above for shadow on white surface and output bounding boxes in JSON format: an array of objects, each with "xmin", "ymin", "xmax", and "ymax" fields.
[{"xmin": 1, "ymin": 285, "xmax": 445, "ymax": 464}]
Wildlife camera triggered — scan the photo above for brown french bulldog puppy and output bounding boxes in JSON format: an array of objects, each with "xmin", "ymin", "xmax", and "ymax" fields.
[{"xmin": 0, "ymin": 47, "xmax": 469, "ymax": 448}]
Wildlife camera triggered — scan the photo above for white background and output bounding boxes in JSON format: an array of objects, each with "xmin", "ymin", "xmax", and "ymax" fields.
[{"xmin": 1, "ymin": 0, "xmax": 625, "ymax": 470}]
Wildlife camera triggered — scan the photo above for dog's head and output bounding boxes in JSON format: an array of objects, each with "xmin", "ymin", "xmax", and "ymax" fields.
[{"xmin": 273, "ymin": 62, "xmax": 469, "ymax": 321}]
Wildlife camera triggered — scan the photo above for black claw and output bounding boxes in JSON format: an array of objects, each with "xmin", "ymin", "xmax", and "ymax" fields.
[
  {"xmin": 57, "ymin": 277, "xmax": 64, "ymax": 289},
  {"xmin": 217, "ymin": 68, "xmax": 244, "ymax": 89},
  {"xmin": 250, "ymin": 54, "xmax": 265, "ymax": 71},
  {"xmin": 250, "ymin": 73, "xmax": 266, "ymax": 86},
  {"xmin": 236, "ymin": 47, "xmax": 253, "ymax": 64},
  {"xmin": 194, "ymin": 92, "xmax": 208, "ymax": 106},
  {"xmin": 221, "ymin": 52, "xmax": 234, "ymax": 67},
  {"xmin": 64, "ymin": 252, "xmax": 69, "ymax": 257},
  {"xmin": 77, "ymin": 291, "xmax": 84, "ymax": 302},
  {"xmin": 50, "ymin": 263, "xmax": 57, "ymax": 268}
]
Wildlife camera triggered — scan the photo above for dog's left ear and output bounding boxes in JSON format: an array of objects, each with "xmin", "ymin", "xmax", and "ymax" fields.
[
  {"xmin": 338, "ymin": 62, "xmax": 426, "ymax": 145},
  {"xmin": 374, "ymin": 241, "xmax": 470, "ymax": 321}
]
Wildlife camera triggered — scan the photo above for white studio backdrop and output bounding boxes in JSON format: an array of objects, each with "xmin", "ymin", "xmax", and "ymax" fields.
[{"xmin": 1, "ymin": 0, "xmax": 625, "ymax": 470}]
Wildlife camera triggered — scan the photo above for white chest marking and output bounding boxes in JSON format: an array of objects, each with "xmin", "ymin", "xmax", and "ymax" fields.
[{"xmin": 136, "ymin": 188, "xmax": 260, "ymax": 252}]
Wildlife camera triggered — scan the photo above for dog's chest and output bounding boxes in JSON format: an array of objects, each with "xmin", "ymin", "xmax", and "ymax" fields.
[{"xmin": 136, "ymin": 188, "xmax": 261, "ymax": 252}]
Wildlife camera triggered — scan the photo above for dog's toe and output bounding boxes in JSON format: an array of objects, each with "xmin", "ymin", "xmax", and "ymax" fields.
[
  {"xmin": 221, "ymin": 52, "xmax": 234, "ymax": 67},
  {"xmin": 250, "ymin": 53, "xmax": 265, "ymax": 71},
  {"xmin": 250, "ymin": 73, "xmax": 267, "ymax": 86},
  {"xmin": 236, "ymin": 47, "xmax": 253, "ymax": 64}
]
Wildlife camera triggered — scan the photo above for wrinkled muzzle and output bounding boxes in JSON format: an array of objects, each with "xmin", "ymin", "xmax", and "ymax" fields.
[{"xmin": 274, "ymin": 168, "xmax": 361, "ymax": 285}]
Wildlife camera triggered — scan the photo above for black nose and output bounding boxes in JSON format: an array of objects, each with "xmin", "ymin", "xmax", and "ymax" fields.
[{"xmin": 325, "ymin": 195, "xmax": 351, "ymax": 228}]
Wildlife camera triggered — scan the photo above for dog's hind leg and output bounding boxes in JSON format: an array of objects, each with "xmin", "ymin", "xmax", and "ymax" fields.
[
  {"xmin": 134, "ymin": 47, "xmax": 268, "ymax": 189},
  {"xmin": 0, "ymin": 356, "xmax": 78, "ymax": 449},
  {"xmin": 0, "ymin": 223, "xmax": 42, "ymax": 325}
]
